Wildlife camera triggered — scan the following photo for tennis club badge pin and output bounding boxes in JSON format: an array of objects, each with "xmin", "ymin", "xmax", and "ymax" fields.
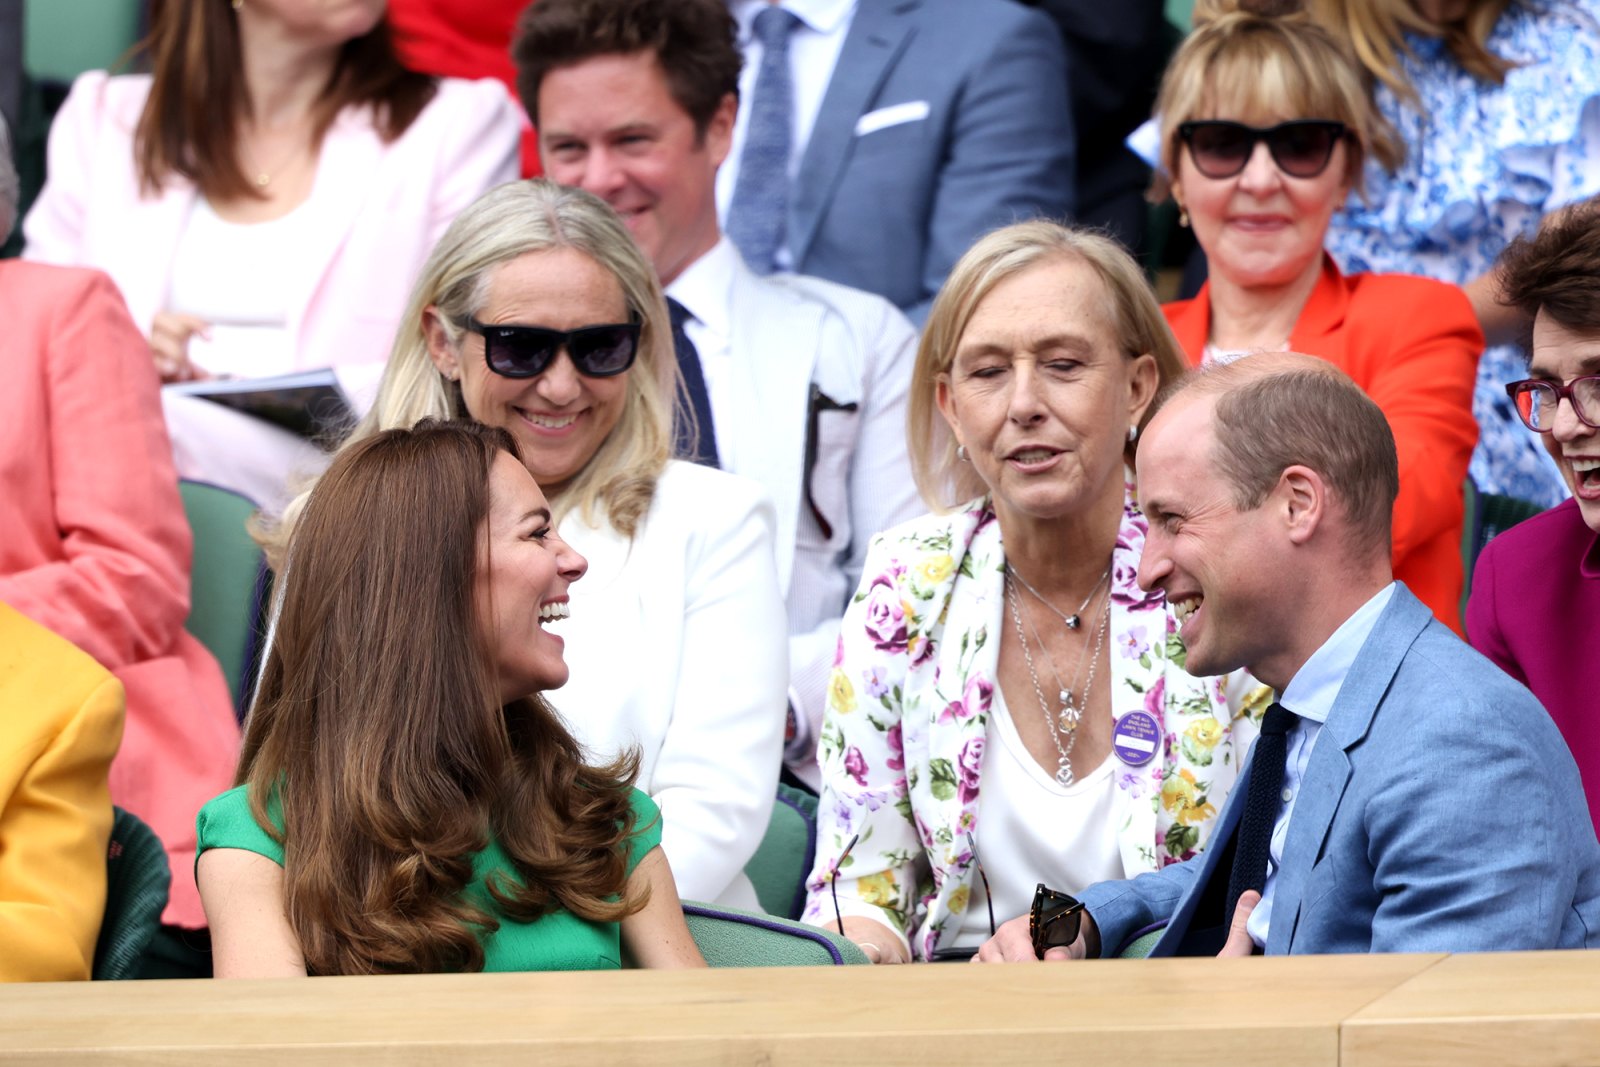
[{"xmin": 1112, "ymin": 711, "xmax": 1160, "ymax": 767}]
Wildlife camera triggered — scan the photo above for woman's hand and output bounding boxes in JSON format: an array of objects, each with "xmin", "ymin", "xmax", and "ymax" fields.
[
  {"xmin": 973, "ymin": 911, "xmax": 1098, "ymax": 962},
  {"xmin": 833, "ymin": 915, "xmax": 910, "ymax": 964},
  {"xmin": 149, "ymin": 311, "xmax": 213, "ymax": 383}
]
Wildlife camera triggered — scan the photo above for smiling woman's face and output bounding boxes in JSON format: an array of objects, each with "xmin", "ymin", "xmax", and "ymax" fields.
[
  {"xmin": 1174, "ymin": 108, "xmax": 1351, "ymax": 294},
  {"xmin": 425, "ymin": 247, "xmax": 633, "ymax": 498},
  {"xmin": 474, "ymin": 451, "xmax": 588, "ymax": 703},
  {"xmin": 935, "ymin": 256, "xmax": 1157, "ymax": 526}
]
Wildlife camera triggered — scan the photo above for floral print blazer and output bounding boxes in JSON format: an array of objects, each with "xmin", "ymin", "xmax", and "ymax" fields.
[{"xmin": 802, "ymin": 482, "xmax": 1268, "ymax": 959}]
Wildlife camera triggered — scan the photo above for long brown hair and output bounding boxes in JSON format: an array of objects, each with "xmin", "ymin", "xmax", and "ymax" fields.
[
  {"xmin": 133, "ymin": 0, "xmax": 437, "ymax": 200},
  {"xmin": 239, "ymin": 419, "xmax": 645, "ymax": 975}
]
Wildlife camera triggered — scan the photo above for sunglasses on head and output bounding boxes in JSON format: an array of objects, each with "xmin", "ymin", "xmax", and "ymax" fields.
[
  {"xmin": 1178, "ymin": 119, "xmax": 1348, "ymax": 180},
  {"xmin": 464, "ymin": 316, "xmax": 641, "ymax": 379}
]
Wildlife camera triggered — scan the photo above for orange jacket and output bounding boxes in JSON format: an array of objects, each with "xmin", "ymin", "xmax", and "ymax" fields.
[
  {"xmin": 0, "ymin": 604, "xmax": 124, "ymax": 981},
  {"xmin": 1164, "ymin": 256, "xmax": 1482, "ymax": 634}
]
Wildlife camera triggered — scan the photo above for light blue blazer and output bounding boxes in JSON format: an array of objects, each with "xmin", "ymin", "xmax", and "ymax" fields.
[
  {"xmin": 1082, "ymin": 585, "xmax": 1600, "ymax": 955},
  {"xmin": 791, "ymin": 0, "xmax": 1075, "ymax": 323}
]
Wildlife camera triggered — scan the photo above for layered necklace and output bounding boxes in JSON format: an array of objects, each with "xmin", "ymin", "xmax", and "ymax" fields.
[{"xmin": 1004, "ymin": 564, "xmax": 1112, "ymax": 786}]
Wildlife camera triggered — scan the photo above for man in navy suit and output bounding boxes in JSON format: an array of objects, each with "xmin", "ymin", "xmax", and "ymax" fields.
[
  {"xmin": 717, "ymin": 0, "xmax": 1075, "ymax": 324},
  {"xmin": 977, "ymin": 354, "xmax": 1600, "ymax": 960}
]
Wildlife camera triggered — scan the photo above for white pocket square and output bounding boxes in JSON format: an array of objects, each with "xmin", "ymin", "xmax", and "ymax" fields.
[{"xmin": 854, "ymin": 100, "xmax": 930, "ymax": 137}]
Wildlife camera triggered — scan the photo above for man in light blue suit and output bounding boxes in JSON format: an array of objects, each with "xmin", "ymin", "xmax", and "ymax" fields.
[
  {"xmin": 718, "ymin": 0, "xmax": 1075, "ymax": 324},
  {"xmin": 977, "ymin": 354, "xmax": 1600, "ymax": 960}
]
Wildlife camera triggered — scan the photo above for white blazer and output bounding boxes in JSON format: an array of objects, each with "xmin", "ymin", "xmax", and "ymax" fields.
[
  {"xmin": 685, "ymin": 246, "xmax": 921, "ymax": 777},
  {"xmin": 22, "ymin": 72, "xmax": 522, "ymax": 371},
  {"xmin": 550, "ymin": 461, "xmax": 789, "ymax": 911}
]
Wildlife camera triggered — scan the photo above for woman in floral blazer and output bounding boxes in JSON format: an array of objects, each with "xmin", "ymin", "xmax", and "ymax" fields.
[{"xmin": 802, "ymin": 222, "xmax": 1266, "ymax": 962}]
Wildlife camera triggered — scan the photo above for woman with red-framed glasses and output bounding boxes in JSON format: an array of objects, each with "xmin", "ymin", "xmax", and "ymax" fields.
[
  {"xmin": 1467, "ymin": 205, "xmax": 1600, "ymax": 837},
  {"xmin": 1155, "ymin": 0, "xmax": 1481, "ymax": 637}
]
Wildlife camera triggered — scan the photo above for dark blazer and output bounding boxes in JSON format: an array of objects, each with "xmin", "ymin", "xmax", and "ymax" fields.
[
  {"xmin": 1081, "ymin": 586, "xmax": 1600, "ymax": 956},
  {"xmin": 791, "ymin": 0, "xmax": 1075, "ymax": 323}
]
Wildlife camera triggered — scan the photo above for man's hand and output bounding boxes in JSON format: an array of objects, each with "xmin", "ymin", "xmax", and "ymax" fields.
[{"xmin": 1217, "ymin": 890, "xmax": 1261, "ymax": 957}]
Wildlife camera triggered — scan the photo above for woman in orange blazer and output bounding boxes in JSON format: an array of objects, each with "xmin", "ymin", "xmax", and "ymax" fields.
[
  {"xmin": 0, "ymin": 250, "xmax": 239, "ymax": 932},
  {"xmin": 1153, "ymin": 6, "xmax": 1480, "ymax": 632}
]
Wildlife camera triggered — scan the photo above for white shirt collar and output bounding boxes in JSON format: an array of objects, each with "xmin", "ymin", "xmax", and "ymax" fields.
[
  {"xmin": 730, "ymin": 0, "xmax": 856, "ymax": 37},
  {"xmin": 663, "ymin": 236, "xmax": 738, "ymax": 340},
  {"xmin": 1277, "ymin": 583, "xmax": 1397, "ymax": 725}
]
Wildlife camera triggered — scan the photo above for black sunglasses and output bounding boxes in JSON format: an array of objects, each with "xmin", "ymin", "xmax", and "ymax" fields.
[
  {"xmin": 1030, "ymin": 883, "xmax": 1086, "ymax": 959},
  {"xmin": 464, "ymin": 316, "xmax": 641, "ymax": 379},
  {"xmin": 1178, "ymin": 120, "xmax": 1348, "ymax": 179}
]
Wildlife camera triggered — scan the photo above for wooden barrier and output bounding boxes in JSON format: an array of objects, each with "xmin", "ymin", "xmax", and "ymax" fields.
[
  {"xmin": 1, "ymin": 951, "xmax": 1596, "ymax": 1066},
  {"xmin": 1343, "ymin": 951, "xmax": 1600, "ymax": 1067}
]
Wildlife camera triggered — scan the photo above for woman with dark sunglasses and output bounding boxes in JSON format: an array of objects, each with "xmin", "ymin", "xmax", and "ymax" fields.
[
  {"xmin": 263, "ymin": 179, "xmax": 788, "ymax": 913},
  {"xmin": 1156, "ymin": 2, "xmax": 1482, "ymax": 634},
  {"xmin": 1467, "ymin": 205, "xmax": 1600, "ymax": 837}
]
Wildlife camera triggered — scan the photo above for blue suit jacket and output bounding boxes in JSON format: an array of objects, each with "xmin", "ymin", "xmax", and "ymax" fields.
[
  {"xmin": 790, "ymin": 0, "xmax": 1075, "ymax": 323},
  {"xmin": 1081, "ymin": 586, "xmax": 1600, "ymax": 955}
]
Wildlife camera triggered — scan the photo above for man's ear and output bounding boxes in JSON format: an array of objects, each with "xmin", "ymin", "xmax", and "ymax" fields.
[
  {"xmin": 1278, "ymin": 464, "xmax": 1326, "ymax": 546},
  {"xmin": 705, "ymin": 92, "xmax": 737, "ymax": 169}
]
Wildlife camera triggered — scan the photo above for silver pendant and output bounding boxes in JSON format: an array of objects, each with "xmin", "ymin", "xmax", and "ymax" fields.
[
  {"xmin": 1056, "ymin": 760, "xmax": 1075, "ymax": 786},
  {"xmin": 1065, "ymin": 614, "xmax": 1081, "ymax": 630}
]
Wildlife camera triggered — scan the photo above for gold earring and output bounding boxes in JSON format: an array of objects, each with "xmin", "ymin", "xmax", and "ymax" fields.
[
  {"xmin": 232, "ymin": 0, "xmax": 243, "ymax": 9},
  {"xmin": 1177, "ymin": 205, "xmax": 1190, "ymax": 228}
]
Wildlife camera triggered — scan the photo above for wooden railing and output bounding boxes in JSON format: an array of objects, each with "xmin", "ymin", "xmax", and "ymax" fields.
[{"xmin": 1, "ymin": 951, "xmax": 1597, "ymax": 1065}]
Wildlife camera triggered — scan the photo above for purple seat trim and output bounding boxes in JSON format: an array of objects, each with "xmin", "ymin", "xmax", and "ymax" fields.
[{"xmin": 681, "ymin": 903, "xmax": 846, "ymax": 965}]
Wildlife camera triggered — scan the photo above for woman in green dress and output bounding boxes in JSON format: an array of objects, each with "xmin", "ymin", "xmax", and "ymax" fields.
[{"xmin": 195, "ymin": 420, "xmax": 705, "ymax": 975}]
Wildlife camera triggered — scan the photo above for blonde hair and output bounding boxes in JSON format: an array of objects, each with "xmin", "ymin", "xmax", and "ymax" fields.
[
  {"xmin": 908, "ymin": 221, "xmax": 1188, "ymax": 511},
  {"xmin": 262, "ymin": 180, "xmax": 676, "ymax": 566},
  {"xmin": 1157, "ymin": 1, "xmax": 1399, "ymax": 188},
  {"xmin": 1305, "ymin": 0, "xmax": 1514, "ymax": 109}
]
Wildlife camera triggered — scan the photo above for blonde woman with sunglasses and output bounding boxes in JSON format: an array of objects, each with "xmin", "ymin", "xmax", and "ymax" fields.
[{"xmin": 263, "ymin": 180, "xmax": 787, "ymax": 913}]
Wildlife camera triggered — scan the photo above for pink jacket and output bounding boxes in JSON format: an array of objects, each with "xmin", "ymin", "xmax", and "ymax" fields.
[
  {"xmin": 22, "ymin": 72, "xmax": 521, "ymax": 371},
  {"xmin": 0, "ymin": 261, "xmax": 239, "ymax": 927}
]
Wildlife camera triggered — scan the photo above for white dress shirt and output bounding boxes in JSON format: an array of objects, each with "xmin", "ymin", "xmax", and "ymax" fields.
[
  {"xmin": 717, "ymin": 0, "xmax": 857, "ymax": 269},
  {"xmin": 1248, "ymin": 582, "xmax": 1398, "ymax": 948}
]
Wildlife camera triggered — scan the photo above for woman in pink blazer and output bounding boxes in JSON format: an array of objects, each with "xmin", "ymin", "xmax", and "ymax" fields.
[
  {"xmin": 22, "ymin": 0, "xmax": 520, "ymax": 507},
  {"xmin": 1, "ymin": 256, "xmax": 240, "ymax": 934}
]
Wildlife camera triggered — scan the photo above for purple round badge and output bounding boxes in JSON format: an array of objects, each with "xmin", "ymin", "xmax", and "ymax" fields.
[{"xmin": 1112, "ymin": 710, "xmax": 1160, "ymax": 767}]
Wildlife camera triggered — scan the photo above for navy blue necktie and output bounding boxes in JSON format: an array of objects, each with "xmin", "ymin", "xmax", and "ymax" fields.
[
  {"xmin": 726, "ymin": 6, "xmax": 800, "ymax": 274},
  {"xmin": 667, "ymin": 297, "xmax": 720, "ymax": 468},
  {"xmin": 1224, "ymin": 702, "xmax": 1297, "ymax": 928}
]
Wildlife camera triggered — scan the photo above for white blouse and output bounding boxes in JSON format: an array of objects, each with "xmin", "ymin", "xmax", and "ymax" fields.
[
  {"xmin": 952, "ymin": 686, "xmax": 1127, "ymax": 948},
  {"xmin": 167, "ymin": 199, "xmax": 310, "ymax": 379}
]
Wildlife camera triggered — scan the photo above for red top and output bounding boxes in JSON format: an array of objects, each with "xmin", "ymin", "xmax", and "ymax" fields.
[
  {"xmin": 388, "ymin": 0, "xmax": 540, "ymax": 176},
  {"xmin": 1164, "ymin": 256, "xmax": 1483, "ymax": 635}
]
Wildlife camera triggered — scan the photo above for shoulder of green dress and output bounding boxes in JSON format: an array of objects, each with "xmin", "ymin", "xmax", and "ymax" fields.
[{"xmin": 196, "ymin": 782, "xmax": 287, "ymax": 867}]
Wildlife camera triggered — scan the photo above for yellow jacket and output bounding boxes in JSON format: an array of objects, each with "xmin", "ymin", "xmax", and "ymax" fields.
[{"xmin": 0, "ymin": 603, "xmax": 124, "ymax": 981}]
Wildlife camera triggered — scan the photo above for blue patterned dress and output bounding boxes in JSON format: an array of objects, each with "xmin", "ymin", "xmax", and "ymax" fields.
[{"xmin": 1326, "ymin": 0, "xmax": 1600, "ymax": 506}]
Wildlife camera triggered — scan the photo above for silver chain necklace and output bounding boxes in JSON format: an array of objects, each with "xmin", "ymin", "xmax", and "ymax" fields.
[
  {"xmin": 1004, "ymin": 572, "xmax": 1111, "ymax": 786},
  {"xmin": 1008, "ymin": 562, "xmax": 1111, "ymax": 630}
]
